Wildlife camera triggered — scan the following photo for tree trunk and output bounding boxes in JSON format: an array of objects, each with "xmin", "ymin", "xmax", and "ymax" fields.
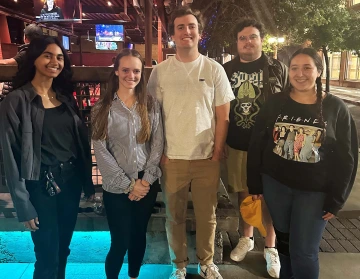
[{"xmin": 322, "ymin": 45, "xmax": 330, "ymax": 93}]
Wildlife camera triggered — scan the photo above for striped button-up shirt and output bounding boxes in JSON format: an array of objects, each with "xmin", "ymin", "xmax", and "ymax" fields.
[{"xmin": 93, "ymin": 94, "xmax": 164, "ymax": 194}]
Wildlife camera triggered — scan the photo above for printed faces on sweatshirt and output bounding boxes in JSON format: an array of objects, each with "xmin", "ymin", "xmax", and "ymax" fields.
[{"xmin": 273, "ymin": 111, "xmax": 325, "ymax": 164}]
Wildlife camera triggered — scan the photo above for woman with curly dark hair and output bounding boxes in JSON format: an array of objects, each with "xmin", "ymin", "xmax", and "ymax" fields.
[{"xmin": 0, "ymin": 35, "xmax": 95, "ymax": 279}]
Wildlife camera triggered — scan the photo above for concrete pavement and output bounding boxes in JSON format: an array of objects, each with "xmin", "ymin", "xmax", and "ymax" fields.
[
  {"xmin": 330, "ymin": 85, "xmax": 360, "ymax": 218},
  {"xmin": 331, "ymin": 85, "xmax": 360, "ymax": 106}
]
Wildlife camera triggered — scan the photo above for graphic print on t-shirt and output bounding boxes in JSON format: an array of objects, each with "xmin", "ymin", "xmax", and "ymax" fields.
[
  {"xmin": 230, "ymin": 70, "xmax": 264, "ymax": 129},
  {"xmin": 273, "ymin": 117, "xmax": 325, "ymax": 163}
]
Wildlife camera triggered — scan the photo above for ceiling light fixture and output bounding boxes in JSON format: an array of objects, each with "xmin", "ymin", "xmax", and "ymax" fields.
[{"xmin": 108, "ymin": 1, "xmax": 112, "ymax": 6}]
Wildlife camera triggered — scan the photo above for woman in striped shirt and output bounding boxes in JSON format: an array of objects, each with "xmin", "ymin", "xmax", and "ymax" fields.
[{"xmin": 91, "ymin": 49, "xmax": 164, "ymax": 279}]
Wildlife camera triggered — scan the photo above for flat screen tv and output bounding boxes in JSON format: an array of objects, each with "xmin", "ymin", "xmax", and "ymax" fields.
[
  {"xmin": 95, "ymin": 42, "xmax": 118, "ymax": 51},
  {"xmin": 95, "ymin": 25, "xmax": 124, "ymax": 42},
  {"xmin": 34, "ymin": 0, "xmax": 81, "ymax": 22},
  {"xmin": 62, "ymin": 35, "xmax": 70, "ymax": 50}
]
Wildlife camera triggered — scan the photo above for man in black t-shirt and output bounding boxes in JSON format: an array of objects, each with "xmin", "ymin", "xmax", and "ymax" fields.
[
  {"xmin": 223, "ymin": 18, "xmax": 288, "ymax": 279},
  {"xmin": 0, "ymin": 24, "xmax": 43, "ymax": 100}
]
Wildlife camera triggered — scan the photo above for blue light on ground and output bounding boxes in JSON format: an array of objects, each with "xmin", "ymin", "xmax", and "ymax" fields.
[
  {"xmin": 0, "ymin": 231, "xmax": 111, "ymax": 263},
  {"xmin": 0, "ymin": 232, "xmax": 178, "ymax": 278},
  {"xmin": 0, "ymin": 263, "xmax": 178, "ymax": 279}
]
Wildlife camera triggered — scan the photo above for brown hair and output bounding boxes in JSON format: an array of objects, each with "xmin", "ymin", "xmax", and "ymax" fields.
[
  {"xmin": 91, "ymin": 49, "xmax": 152, "ymax": 143},
  {"xmin": 168, "ymin": 7, "xmax": 204, "ymax": 36},
  {"xmin": 233, "ymin": 18, "xmax": 266, "ymax": 39}
]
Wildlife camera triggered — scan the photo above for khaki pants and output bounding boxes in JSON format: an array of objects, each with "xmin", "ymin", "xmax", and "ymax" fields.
[{"xmin": 161, "ymin": 159, "xmax": 220, "ymax": 268}]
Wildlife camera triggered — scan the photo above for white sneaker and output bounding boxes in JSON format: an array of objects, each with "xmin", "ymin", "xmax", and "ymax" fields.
[
  {"xmin": 230, "ymin": 237, "xmax": 254, "ymax": 262},
  {"xmin": 264, "ymin": 248, "xmax": 280, "ymax": 278},
  {"xmin": 198, "ymin": 263, "xmax": 223, "ymax": 279},
  {"xmin": 169, "ymin": 267, "xmax": 186, "ymax": 279}
]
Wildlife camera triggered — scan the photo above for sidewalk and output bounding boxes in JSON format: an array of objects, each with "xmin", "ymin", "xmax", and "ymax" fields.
[
  {"xmin": 330, "ymin": 85, "xmax": 360, "ymax": 106},
  {"xmin": 330, "ymin": 86, "xmax": 360, "ymax": 218},
  {"xmin": 1, "ymin": 252, "xmax": 359, "ymax": 279}
]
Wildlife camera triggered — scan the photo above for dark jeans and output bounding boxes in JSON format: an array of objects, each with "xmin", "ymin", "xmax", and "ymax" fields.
[
  {"xmin": 262, "ymin": 174, "xmax": 327, "ymax": 279},
  {"xmin": 26, "ymin": 162, "xmax": 82, "ymax": 279},
  {"xmin": 103, "ymin": 174, "xmax": 159, "ymax": 279}
]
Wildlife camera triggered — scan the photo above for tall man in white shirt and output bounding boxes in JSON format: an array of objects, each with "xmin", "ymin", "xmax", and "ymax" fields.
[{"xmin": 147, "ymin": 7, "xmax": 234, "ymax": 279}]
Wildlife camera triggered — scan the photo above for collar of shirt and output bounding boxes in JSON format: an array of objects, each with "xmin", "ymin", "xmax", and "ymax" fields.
[
  {"xmin": 112, "ymin": 92, "xmax": 138, "ymax": 111},
  {"xmin": 23, "ymin": 82, "xmax": 71, "ymax": 105}
]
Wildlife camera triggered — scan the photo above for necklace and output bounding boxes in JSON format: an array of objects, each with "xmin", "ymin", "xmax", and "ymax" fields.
[{"xmin": 39, "ymin": 93, "xmax": 55, "ymax": 100}]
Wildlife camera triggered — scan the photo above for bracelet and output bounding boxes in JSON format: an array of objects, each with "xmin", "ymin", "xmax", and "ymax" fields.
[{"xmin": 124, "ymin": 178, "xmax": 136, "ymax": 194}]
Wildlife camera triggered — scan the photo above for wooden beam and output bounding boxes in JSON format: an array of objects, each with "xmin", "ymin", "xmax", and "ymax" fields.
[
  {"xmin": 145, "ymin": 0, "xmax": 152, "ymax": 67},
  {"xmin": 82, "ymin": 6, "xmax": 136, "ymax": 14}
]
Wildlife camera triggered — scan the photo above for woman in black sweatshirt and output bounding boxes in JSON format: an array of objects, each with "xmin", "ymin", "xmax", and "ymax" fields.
[{"xmin": 247, "ymin": 48, "xmax": 358, "ymax": 279}]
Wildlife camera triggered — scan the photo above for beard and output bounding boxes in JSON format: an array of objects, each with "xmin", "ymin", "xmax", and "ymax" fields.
[
  {"xmin": 239, "ymin": 52, "xmax": 262, "ymax": 62},
  {"xmin": 238, "ymin": 46, "xmax": 262, "ymax": 62}
]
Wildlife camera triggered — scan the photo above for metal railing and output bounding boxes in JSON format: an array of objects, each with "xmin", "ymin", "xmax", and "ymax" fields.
[{"xmin": 0, "ymin": 65, "xmax": 153, "ymax": 192}]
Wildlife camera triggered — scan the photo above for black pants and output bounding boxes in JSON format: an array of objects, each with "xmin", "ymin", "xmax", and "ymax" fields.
[
  {"xmin": 103, "ymin": 175, "xmax": 159, "ymax": 278},
  {"xmin": 26, "ymin": 162, "xmax": 82, "ymax": 279}
]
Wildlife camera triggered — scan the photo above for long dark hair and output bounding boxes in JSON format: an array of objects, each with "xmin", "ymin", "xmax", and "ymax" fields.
[
  {"xmin": 288, "ymin": 48, "xmax": 325, "ymax": 131},
  {"xmin": 91, "ymin": 49, "xmax": 152, "ymax": 143},
  {"xmin": 12, "ymin": 35, "xmax": 73, "ymax": 96}
]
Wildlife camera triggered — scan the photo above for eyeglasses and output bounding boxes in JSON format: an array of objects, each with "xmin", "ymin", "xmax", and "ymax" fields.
[{"xmin": 238, "ymin": 34, "xmax": 260, "ymax": 42}]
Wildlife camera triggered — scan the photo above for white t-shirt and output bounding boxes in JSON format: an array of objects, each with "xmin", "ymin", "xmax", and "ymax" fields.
[{"xmin": 147, "ymin": 54, "xmax": 234, "ymax": 160}]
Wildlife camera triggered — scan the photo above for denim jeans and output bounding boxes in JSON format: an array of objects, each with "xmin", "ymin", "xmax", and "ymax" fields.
[
  {"xmin": 26, "ymin": 162, "xmax": 82, "ymax": 279},
  {"xmin": 262, "ymin": 174, "xmax": 327, "ymax": 279}
]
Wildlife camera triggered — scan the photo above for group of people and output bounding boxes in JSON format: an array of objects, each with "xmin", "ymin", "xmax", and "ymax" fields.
[{"xmin": 0, "ymin": 6, "xmax": 357, "ymax": 279}]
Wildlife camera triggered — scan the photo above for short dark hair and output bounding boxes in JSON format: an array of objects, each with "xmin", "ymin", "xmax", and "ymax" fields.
[
  {"xmin": 24, "ymin": 24, "xmax": 43, "ymax": 42},
  {"xmin": 234, "ymin": 18, "xmax": 265, "ymax": 40},
  {"xmin": 168, "ymin": 7, "xmax": 204, "ymax": 36}
]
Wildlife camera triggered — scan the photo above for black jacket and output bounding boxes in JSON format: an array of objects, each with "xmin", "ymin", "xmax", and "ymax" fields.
[
  {"xmin": 0, "ymin": 83, "xmax": 95, "ymax": 222},
  {"xmin": 247, "ymin": 92, "xmax": 358, "ymax": 215},
  {"xmin": 223, "ymin": 53, "xmax": 289, "ymax": 99}
]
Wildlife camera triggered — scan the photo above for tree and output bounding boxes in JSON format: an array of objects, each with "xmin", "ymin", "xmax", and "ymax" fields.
[
  {"xmin": 273, "ymin": 0, "xmax": 360, "ymax": 92},
  {"xmin": 189, "ymin": 0, "xmax": 276, "ymax": 56},
  {"xmin": 344, "ymin": 10, "xmax": 360, "ymax": 57}
]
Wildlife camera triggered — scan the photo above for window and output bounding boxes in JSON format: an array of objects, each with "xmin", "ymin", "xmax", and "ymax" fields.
[
  {"xmin": 348, "ymin": 54, "xmax": 360, "ymax": 80},
  {"xmin": 329, "ymin": 52, "xmax": 341, "ymax": 79}
]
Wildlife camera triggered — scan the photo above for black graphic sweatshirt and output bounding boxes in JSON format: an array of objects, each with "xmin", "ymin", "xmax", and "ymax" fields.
[{"xmin": 247, "ymin": 92, "xmax": 358, "ymax": 215}]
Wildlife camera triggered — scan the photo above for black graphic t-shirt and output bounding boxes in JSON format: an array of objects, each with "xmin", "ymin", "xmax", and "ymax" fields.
[{"xmin": 226, "ymin": 55, "xmax": 266, "ymax": 151}]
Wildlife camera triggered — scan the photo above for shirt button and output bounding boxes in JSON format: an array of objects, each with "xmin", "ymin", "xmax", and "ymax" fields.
[{"xmin": 134, "ymin": 160, "xmax": 136, "ymax": 163}]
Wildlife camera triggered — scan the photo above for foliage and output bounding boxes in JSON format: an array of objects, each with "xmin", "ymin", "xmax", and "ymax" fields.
[
  {"xmin": 189, "ymin": 0, "xmax": 276, "ymax": 55},
  {"xmin": 185, "ymin": 0, "xmax": 359, "ymax": 56},
  {"xmin": 274, "ymin": 0, "xmax": 350, "ymax": 50}
]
